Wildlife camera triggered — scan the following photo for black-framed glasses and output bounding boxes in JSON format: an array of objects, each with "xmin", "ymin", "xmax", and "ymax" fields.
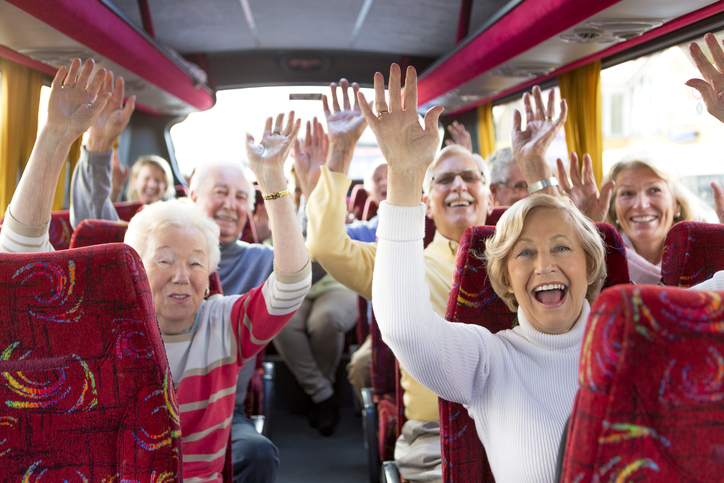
[
  {"xmin": 431, "ymin": 170, "xmax": 484, "ymax": 186},
  {"xmin": 494, "ymin": 181, "xmax": 528, "ymax": 191}
]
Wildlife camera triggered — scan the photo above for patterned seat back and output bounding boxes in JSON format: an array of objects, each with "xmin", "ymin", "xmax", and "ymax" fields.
[
  {"xmin": 440, "ymin": 222, "xmax": 630, "ymax": 483},
  {"xmin": 0, "ymin": 244, "xmax": 182, "ymax": 481},
  {"xmin": 113, "ymin": 201, "xmax": 144, "ymax": 222},
  {"xmin": 48, "ymin": 210, "xmax": 74, "ymax": 250},
  {"xmin": 486, "ymin": 206, "xmax": 508, "ymax": 227},
  {"xmin": 562, "ymin": 284, "xmax": 724, "ymax": 482},
  {"xmin": 662, "ymin": 221, "xmax": 724, "ymax": 287},
  {"xmin": 70, "ymin": 219, "xmax": 129, "ymax": 248}
]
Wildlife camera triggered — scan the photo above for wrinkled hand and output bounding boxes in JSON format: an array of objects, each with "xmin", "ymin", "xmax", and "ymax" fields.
[
  {"xmin": 323, "ymin": 79, "xmax": 368, "ymax": 144},
  {"xmin": 46, "ymin": 58, "xmax": 111, "ymax": 142},
  {"xmin": 87, "ymin": 72, "xmax": 136, "ymax": 152},
  {"xmin": 511, "ymin": 85, "xmax": 567, "ymax": 181},
  {"xmin": 246, "ymin": 111, "xmax": 301, "ymax": 193},
  {"xmin": 557, "ymin": 152, "xmax": 614, "ymax": 223},
  {"xmin": 712, "ymin": 182, "xmax": 724, "ymax": 223},
  {"xmin": 687, "ymin": 33, "xmax": 724, "ymax": 124},
  {"xmin": 445, "ymin": 120, "xmax": 473, "ymax": 152},
  {"xmin": 293, "ymin": 118, "xmax": 328, "ymax": 199}
]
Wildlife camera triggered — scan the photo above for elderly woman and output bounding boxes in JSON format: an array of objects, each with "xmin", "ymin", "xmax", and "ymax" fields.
[
  {"xmin": 0, "ymin": 59, "xmax": 311, "ymax": 483},
  {"xmin": 360, "ymin": 64, "xmax": 606, "ymax": 482}
]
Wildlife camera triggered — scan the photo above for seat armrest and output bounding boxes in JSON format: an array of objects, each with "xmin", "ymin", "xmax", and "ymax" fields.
[
  {"xmin": 382, "ymin": 461, "xmax": 400, "ymax": 483},
  {"xmin": 361, "ymin": 386, "xmax": 380, "ymax": 483}
]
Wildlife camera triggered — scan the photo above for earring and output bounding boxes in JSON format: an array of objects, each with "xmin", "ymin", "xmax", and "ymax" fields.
[
  {"xmin": 675, "ymin": 211, "xmax": 681, "ymax": 219},
  {"xmin": 615, "ymin": 219, "xmax": 620, "ymax": 225},
  {"xmin": 204, "ymin": 287, "xmax": 210, "ymax": 298}
]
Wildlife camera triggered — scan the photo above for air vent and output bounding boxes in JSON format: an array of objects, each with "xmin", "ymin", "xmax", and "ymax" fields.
[
  {"xmin": 587, "ymin": 19, "xmax": 664, "ymax": 42},
  {"xmin": 560, "ymin": 29, "xmax": 616, "ymax": 44},
  {"xmin": 492, "ymin": 63, "xmax": 557, "ymax": 78},
  {"xmin": 17, "ymin": 48, "xmax": 93, "ymax": 66}
]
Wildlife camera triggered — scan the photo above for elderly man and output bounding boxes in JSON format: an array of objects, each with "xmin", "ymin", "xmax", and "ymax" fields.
[
  {"xmin": 69, "ymin": 77, "xmax": 280, "ymax": 483},
  {"xmin": 487, "ymin": 147, "xmax": 529, "ymax": 207},
  {"xmin": 302, "ymin": 78, "xmax": 493, "ymax": 482}
]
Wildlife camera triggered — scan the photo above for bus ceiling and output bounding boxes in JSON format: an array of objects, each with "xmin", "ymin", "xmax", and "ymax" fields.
[{"xmin": 2, "ymin": 0, "xmax": 724, "ymax": 117}]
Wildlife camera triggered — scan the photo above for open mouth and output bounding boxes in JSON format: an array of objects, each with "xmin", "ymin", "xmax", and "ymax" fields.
[
  {"xmin": 447, "ymin": 200, "xmax": 471, "ymax": 207},
  {"xmin": 631, "ymin": 215, "xmax": 657, "ymax": 223},
  {"xmin": 169, "ymin": 294, "xmax": 190, "ymax": 302},
  {"xmin": 215, "ymin": 214, "xmax": 238, "ymax": 222},
  {"xmin": 533, "ymin": 283, "xmax": 567, "ymax": 306}
]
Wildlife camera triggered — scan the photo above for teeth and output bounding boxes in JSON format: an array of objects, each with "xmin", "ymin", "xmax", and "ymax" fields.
[
  {"xmin": 171, "ymin": 295, "xmax": 187, "ymax": 299},
  {"xmin": 534, "ymin": 284, "xmax": 565, "ymax": 292},
  {"xmin": 632, "ymin": 216, "xmax": 656, "ymax": 222},
  {"xmin": 448, "ymin": 201, "xmax": 471, "ymax": 207}
]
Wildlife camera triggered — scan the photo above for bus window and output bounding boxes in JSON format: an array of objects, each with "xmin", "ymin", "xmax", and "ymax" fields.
[
  {"xmin": 601, "ymin": 31, "xmax": 724, "ymax": 209},
  {"xmin": 170, "ymin": 85, "xmax": 380, "ymax": 183}
]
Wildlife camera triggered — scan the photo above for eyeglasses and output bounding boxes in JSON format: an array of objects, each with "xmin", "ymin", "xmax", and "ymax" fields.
[
  {"xmin": 431, "ymin": 170, "xmax": 485, "ymax": 186},
  {"xmin": 494, "ymin": 181, "xmax": 528, "ymax": 191}
]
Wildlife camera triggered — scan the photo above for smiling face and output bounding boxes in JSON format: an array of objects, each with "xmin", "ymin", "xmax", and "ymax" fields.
[
  {"xmin": 143, "ymin": 225, "xmax": 210, "ymax": 335},
  {"xmin": 505, "ymin": 208, "xmax": 589, "ymax": 334},
  {"xmin": 369, "ymin": 163, "xmax": 388, "ymax": 205},
  {"xmin": 613, "ymin": 166, "xmax": 680, "ymax": 264},
  {"xmin": 190, "ymin": 166, "xmax": 251, "ymax": 244},
  {"xmin": 424, "ymin": 154, "xmax": 492, "ymax": 242},
  {"xmin": 133, "ymin": 164, "xmax": 167, "ymax": 204},
  {"xmin": 491, "ymin": 162, "xmax": 528, "ymax": 207}
]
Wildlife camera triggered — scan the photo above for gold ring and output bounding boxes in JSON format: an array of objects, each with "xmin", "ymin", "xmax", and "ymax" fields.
[
  {"xmin": 272, "ymin": 130, "xmax": 281, "ymax": 135},
  {"xmin": 377, "ymin": 110, "xmax": 388, "ymax": 119},
  {"xmin": 545, "ymin": 116, "xmax": 553, "ymax": 122}
]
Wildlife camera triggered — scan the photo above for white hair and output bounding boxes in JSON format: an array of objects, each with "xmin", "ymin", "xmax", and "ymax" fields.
[
  {"xmin": 363, "ymin": 157, "xmax": 388, "ymax": 194},
  {"xmin": 124, "ymin": 198, "xmax": 221, "ymax": 272},
  {"xmin": 487, "ymin": 147, "xmax": 517, "ymax": 184},
  {"xmin": 422, "ymin": 145, "xmax": 489, "ymax": 195},
  {"xmin": 189, "ymin": 161, "xmax": 255, "ymax": 212}
]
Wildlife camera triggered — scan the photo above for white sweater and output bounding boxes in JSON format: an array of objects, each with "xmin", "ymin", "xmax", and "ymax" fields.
[{"xmin": 372, "ymin": 202, "xmax": 590, "ymax": 483}]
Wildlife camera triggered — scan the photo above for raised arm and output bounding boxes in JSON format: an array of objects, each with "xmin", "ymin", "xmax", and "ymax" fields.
[
  {"xmin": 511, "ymin": 86, "xmax": 566, "ymax": 196},
  {"xmin": 292, "ymin": 117, "xmax": 328, "ymax": 201},
  {"xmin": 69, "ymin": 71, "xmax": 135, "ymax": 227},
  {"xmin": 556, "ymin": 152, "xmax": 614, "ymax": 222},
  {"xmin": 305, "ymin": 78, "xmax": 379, "ymax": 300},
  {"xmin": 362, "ymin": 64, "xmax": 490, "ymax": 404},
  {"xmin": 445, "ymin": 120, "xmax": 473, "ymax": 152},
  {"xmin": 245, "ymin": 112, "xmax": 308, "ymax": 274},
  {"xmin": 6, "ymin": 59, "xmax": 110, "ymax": 231}
]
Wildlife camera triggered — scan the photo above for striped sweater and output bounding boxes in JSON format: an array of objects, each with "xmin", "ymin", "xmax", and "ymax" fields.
[{"xmin": 1, "ymin": 208, "xmax": 312, "ymax": 483}]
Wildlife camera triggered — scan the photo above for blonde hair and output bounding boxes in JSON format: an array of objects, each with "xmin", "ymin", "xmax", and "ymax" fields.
[
  {"xmin": 422, "ymin": 145, "xmax": 489, "ymax": 195},
  {"xmin": 126, "ymin": 155, "xmax": 175, "ymax": 202},
  {"xmin": 485, "ymin": 195, "xmax": 606, "ymax": 312},
  {"xmin": 124, "ymin": 198, "xmax": 221, "ymax": 273},
  {"xmin": 604, "ymin": 155, "xmax": 712, "ymax": 228}
]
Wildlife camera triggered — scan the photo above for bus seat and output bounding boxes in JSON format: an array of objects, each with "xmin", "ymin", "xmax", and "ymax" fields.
[
  {"xmin": 662, "ymin": 221, "xmax": 724, "ymax": 287},
  {"xmin": 113, "ymin": 200, "xmax": 144, "ymax": 222},
  {"xmin": 69, "ymin": 218, "xmax": 129, "ymax": 248},
  {"xmin": 349, "ymin": 183, "xmax": 368, "ymax": 221},
  {"xmin": 440, "ymin": 223, "xmax": 630, "ymax": 483},
  {"xmin": 561, "ymin": 284, "xmax": 724, "ymax": 482},
  {"xmin": 240, "ymin": 210, "xmax": 259, "ymax": 243},
  {"xmin": 48, "ymin": 210, "xmax": 74, "ymax": 250},
  {"xmin": 175, "ymin": 184, "xmax": 189, "ymax": 197},
  {"xmin": 486, "ymin": 206, "xmax": 508, "ymax": 226},
  {"xmin": 0, "ymin": 244, "xmax": 182, "ymax": 481},
  {"xmin": 362, "ymin": 196, "xmax": 378, "ymax": 221}
]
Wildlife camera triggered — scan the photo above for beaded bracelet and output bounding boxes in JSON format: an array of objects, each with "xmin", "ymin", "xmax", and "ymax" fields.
[{"xmin": 261, "ymin": 188, "xmax": 290, "ymax": 200}]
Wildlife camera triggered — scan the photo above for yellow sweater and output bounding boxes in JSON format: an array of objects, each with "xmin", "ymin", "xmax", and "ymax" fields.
[{"xmin": 307, "ymin": 167, "xmax": 459, "ymax": 422}]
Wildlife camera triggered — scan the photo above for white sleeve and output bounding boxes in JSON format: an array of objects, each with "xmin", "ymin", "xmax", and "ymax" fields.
[
  {"xmin": 690, "ymin": 270, "xmax": 724, "ymax": 291},
  {"xmin": 372, "ymin": 201, "xmax": 492, "ymax": 405},
  {"xmin": 0, "ymin": 207, "xmax": 53, "ymax": 253}
]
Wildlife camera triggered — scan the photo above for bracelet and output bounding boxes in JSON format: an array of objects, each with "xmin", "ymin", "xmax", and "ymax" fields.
[
  {"xmin": 527, "ymin": 177, "xmax": 559, "ymax": 194},
  {"xmin": 262, "ymin": 188, "xmax": 290, "ymax": 200}
]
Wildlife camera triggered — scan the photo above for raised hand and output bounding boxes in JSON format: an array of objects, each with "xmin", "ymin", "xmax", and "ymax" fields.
[
  {"xmin": 246, "ymin": 111, "xmax": 301, "ymax": 194},
  {"xmin": 293, "ymin": 117, "xmax": 328, "ymax": 200},
  {"xmin": 322, "ymin": 78, "xmax": 370, "ymax": 174},
  {"xmin": 358, "ymin": 64, "xmax": 444, "ymax": 207},
  {"xmin": 712, "ymin": 182, "xmax": 724, "ymax": 223},
  {"xmin": 47, "ymin": 58, "xmax": 111, "ymax": 142},
  {"xmin": 687, "ymin": 33, "xmax": 724, "ymax": 124},
  {"xmin": 557, "ymin": 152, "xmax": 614, "ymax": 222},
  {"xmin": 111, "ymin": 150, "xmax": 129, "ymax": 201},
  {"xmin": 87, "ymin": 71, "xmax": 136, "ymax": 152},
  {"xmin": 445, "ymin": 120, "xmax": 473, "ymax": 152}
]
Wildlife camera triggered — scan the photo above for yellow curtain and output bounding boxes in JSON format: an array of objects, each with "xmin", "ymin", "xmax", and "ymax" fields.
[
  {"xmin": 558, "ymin": 60, "xmax": 603, "ymax": 185},
  {"xmin": 52, "ymin": 136, "xmax": 82, "ymax": 210},
  {"xmin": 477, "ymin": 103, "xmax": 496, "ymax": 158},
  {"xmin": 0, "ymin": 59, "xmax": 44, "ymax": 215}
]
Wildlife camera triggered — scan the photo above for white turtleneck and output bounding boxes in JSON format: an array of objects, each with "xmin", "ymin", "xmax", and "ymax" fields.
[{"xmin": 372, "ymin": 202, "xmax": 590, "ymax": 483}]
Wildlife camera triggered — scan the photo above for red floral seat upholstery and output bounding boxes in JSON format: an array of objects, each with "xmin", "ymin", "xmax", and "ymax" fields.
[
  {"xmin": 0, "ymin": 244, "xmax": 182, "ymax": 481},
  {"xmin": 48, "ymin": 210, "xmax": 74, "ymax": 250},
  {"xmin": 70, "ymin": 218, "xmax": 129, "ymax": 248},
  {"xmin": 440, "ymin": 222, "xmax": 630, "ymax": 482},
  {"xmin": 561, "ymin": 284, "xmax": 724, "ymax": 482},
  {"xmin": 662, "ymin": 221, "xmax": 724, "ymax": 287}
]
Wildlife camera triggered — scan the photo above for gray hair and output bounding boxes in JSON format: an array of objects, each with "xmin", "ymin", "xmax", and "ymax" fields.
[
  {"xmin": 124, "ymin": 198, "xmax": 221, "ymax": 272},
  {"xmin": 422, "ymin": 145, "xmax": 490, "ymax": 195},
  {"xmin": 189, "ymin": 161, "xmax": 256, "ymax": 212},
  {"xmin": 363, "ymin": 157, "xmax": 388, "ymax": 194},
  {"xmin": 486, "ymin": 148, "xmax": 517, "ymax": 184}
]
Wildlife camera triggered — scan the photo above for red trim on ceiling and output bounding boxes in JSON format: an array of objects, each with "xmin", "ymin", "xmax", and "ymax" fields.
[
  {"xmin": 0, "ymin": 45, "xmax": 57, "ymax": 75},
  {"xmin": 418, "ymin": 0, "xmax": 623, "ymax": 104},
  {"xmin": 6, "ymin": 0, "xmax": 214, "ymax": 112},
  {"xmin": 444, "ymin": 0, "xmax": 724, "ymax": 116}
]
